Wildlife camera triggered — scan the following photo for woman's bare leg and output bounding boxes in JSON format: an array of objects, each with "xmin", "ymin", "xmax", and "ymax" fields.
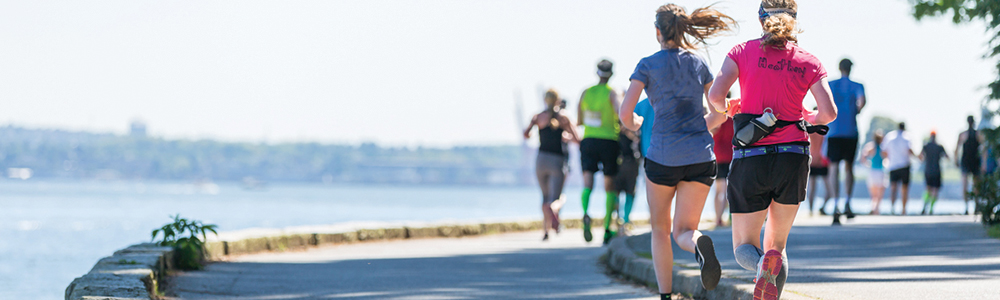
[
  {"xmin": 763, "ymin": 202, "xmax": 801, "ymax": 253},
  {"xmin": 646, "ymin": 178, "xmax": 677, "ymax": 294},
  {"xmin": 732, "ymin": 210, "xmax": 768, "ymax": 250},
  {"xmin": 714, "ymin": 179, "xmax": 728, "ymax": 226},
  {"xmin": 868, "ymin": 185, "xmax": 884, "ymax": 215},
  {"xmin": 673, "ymin": 181, "xmax": 712, "ymax": 253}
]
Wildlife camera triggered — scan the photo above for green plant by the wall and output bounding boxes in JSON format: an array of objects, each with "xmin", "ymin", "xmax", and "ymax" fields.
[{"xmin": 151, "ymin": 215, "xmax": 218, "ymax": 270}]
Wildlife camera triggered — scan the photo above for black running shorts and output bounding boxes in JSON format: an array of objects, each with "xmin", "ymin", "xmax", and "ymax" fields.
[
  {"xmin": 925, "ymin": 172, "xmax": 942, "ymax": 188},
  {"xmin": 961, "ymin": 157, "xmax": 981, "ymax": 176},
  {"xmin": 716, "ymin": 162, "xmax": 731, "ymax": 179},
  {"xmin": 614, "ymin": 157, "xmax": 640, "ymax": 194},
  {"xmin": 809, "ymin": 166, "xmax": 829, "ymax": 177},
  {"xmin": 826, "ymin": 137, "xmax": 858, "ymax": 163},
  {"xmin": 645, "ymin": 159, "xmax": 716, "ymax": 187},
  {"xmin": 580, "ymin": 138, "xmax": 620, "ymax": 176},
  {"xmin": 890, "ymin": 167, "xmax": 911, "ymax": 185},
  {"xmin": 728, "ymin": 152, "xmax": 810, "ymax": 214}
]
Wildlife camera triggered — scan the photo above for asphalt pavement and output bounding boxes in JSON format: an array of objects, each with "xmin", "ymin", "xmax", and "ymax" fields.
[
  {"xmin": 168, "ymin": 229, "xmax": 658, "ymax": 300},
  {"xmin": 168, "ymin": 215, "xmax": 1000, "ymax": 300}
]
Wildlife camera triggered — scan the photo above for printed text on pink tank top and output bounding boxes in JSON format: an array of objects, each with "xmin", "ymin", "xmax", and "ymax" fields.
[{"xmin": 757, "ymin": 58, "xmax": 806, "ymax": 78}]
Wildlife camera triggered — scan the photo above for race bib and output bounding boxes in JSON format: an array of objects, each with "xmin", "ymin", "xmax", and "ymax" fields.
[{"xmin": 584, "ymin": 111, "xmax": 603, "ymax": 127}]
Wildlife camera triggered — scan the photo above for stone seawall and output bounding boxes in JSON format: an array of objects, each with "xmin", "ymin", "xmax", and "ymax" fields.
[
  {"xmin": 64, "ymin": 244, "xmax": 173, "ymax": 300},
  {"xmin": 203, "ymin": 218, "xmax": 648, "ymax": 259}
]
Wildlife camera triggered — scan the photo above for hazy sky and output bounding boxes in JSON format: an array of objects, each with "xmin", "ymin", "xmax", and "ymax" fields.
[{"xmin": 0, "ymin": 0, "xmax": 993, "ymax": 150}]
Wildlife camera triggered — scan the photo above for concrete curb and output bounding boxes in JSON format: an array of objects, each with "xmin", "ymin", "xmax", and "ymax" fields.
[
  {"xmin": 64, "ymin": 243, "xmax": 174, "ymax": 300},
  {"xmin": 605, "ymin": 234, "xmax": 814, "ymax": 300},
  {"xmin": 204, "ymin": 218, "xmax": 650, "ymax": 259}
]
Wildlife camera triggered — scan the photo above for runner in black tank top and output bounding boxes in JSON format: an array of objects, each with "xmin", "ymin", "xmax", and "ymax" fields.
[
  {"xmin": 956, "ymin": 116, "xmax": 982, "ymax": 215},
  {"xmin": 524, "ymin": 90, "xmax": 581, "ymax": 240}
]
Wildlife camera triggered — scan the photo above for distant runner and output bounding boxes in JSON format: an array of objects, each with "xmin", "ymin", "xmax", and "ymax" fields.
[
  {"xmin": 578, "ymin": 59, "xmax": 621, "ymax": 243},
  {"xmin": 524, "ymin": 89, "xmax": 581, "ymax": 241},
  {"xmin": 619, "ymin": 4, "xmax": 733, "ymax": 299},
  {"xmin": 614, "ymin": 127, "xmax": 642, "ymax": 235},
  {"xmin": 860, "ymin": 130, "xmax": 887, "ymax": 215},
  {"xmin": 956, "ymin": 115, "xmax": 983, "ymax": 215},
  {"xmin": 708, "ymin": 1, "xmax": 838, "ymax": 299},
  {"xmin": 807, "ymin": 115, "xmax": 832, "ymax": 217},
  {"xmin": 919, "ymin": 131, "xmax": 948, "ymax": 215},
  {"xmin": 825, "ymin": 58, "xmax": 867, "ymax": 222},
  {"xmin": 711, "ymin": 96, "xmax": 735, "ymax": 227},
  {"xmin": 883, "ymin": 122, "xmax": 916, "ymax": 215}
]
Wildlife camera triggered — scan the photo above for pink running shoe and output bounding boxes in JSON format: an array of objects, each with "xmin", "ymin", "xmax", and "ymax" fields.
[{"xmin": 754, "ymin": 250, "xmax": 783, "ymax": 300}]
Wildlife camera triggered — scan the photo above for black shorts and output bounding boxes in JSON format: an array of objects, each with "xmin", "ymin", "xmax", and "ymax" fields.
[
  {"xmin": 614, "ymin": 158, "xmax": 640, "ymax": 194},
  {"xmin": 961, "ymin": 157, "xmax": 981, "ymax": 175},
  {"xmin": 925, "ymin": 173, "xmax": 942, "ymax": 188},
  {"xmin": 728, "ymin": 153, "xmax": 810, "ymax": 214},
  {"xmin": 826, "ymin": 137, "xmax": 859, "ymax": 163},
  {"xmin": 580, "ymin": 138, "xmax": 620, "ymax": 176},
  {"xmin": 810, "ymin": 166, "xmax": 828, "ymax": 177},
  {"xmin": 890, "ymin": 167, "xmax": 911, "ymax": 185},
  {"xmin": 645, "ymin": 159, "xmax": 716, "ymax": 187},
  {"xmin": 716, "ymin": 162, "xmax": 731, "ymax": 179}
]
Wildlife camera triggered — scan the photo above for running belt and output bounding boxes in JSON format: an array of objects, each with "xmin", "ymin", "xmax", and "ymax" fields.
[{"xmin": 733, "ymin": 144, "xmax": 809, "ymax": 160}]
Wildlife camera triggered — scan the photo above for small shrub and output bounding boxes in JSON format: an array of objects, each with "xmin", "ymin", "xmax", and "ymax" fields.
[
  {"xmin": 973, "ymin": 127, "xmax": 1000, "ymax": 226},
  {"xmin": 989, "ymin": 225, "xmax": 1000, "ymax": 239},
  {"xmin": 151, "ymin": 215, "xmax": 218, "ymax": 270}
]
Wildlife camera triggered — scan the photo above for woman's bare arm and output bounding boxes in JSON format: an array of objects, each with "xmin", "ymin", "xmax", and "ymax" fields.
[
  {"xmin": 523, "ymin": 115, "xmax": 538, "ymax": 139},
  {"xmin": 619, "ymin": 80, "xmax": 646, "ymax": 131},
  {"xmin": 956, "ymin": 132, "xmax": 967, "ymax": 166},
  {"xmin": 560, "ymin": 115, "xmax": 583, "ymax": 143},
  {"xmin": 807, "ymin": 78, "xmax": 837, "ymax": 125},
  {"xmin": 703, "ymin": 81, "xmax": 727, "ymax": 131}
]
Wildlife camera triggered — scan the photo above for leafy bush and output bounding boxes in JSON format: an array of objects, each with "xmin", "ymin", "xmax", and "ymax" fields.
[
  {"xmin": 151, "ymin": 215, "xmax": 218, "ymax": 270},
  {"xmin": 971, "ymin": 127, "xmax": 1000, "ymax": 226}
]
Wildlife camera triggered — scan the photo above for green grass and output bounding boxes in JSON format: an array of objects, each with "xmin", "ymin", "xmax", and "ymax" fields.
[
  {"xmin": 636, "ymin": 252, "xmax": 652, "ymax": 260},
  {"xmin": 989, "ymin": 224, "xmax": 1000, "ymax": 239}
]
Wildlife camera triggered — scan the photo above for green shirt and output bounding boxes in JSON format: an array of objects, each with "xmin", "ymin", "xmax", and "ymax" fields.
[{"xmin": 580, "ymin": 84, "xmax": 619, "ymax": 140}]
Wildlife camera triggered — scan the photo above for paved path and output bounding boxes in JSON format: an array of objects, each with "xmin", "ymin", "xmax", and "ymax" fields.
[
  {"xmin": 634, "ymin": 215, "xmax": 1000, "ymax": 300},
  {"xmin": 168, "ymin": 229, "xmax": 658, "ymax": 299}
]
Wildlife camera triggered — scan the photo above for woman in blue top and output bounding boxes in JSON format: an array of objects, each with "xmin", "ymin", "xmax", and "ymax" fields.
[
  {"xmin": 861, "ymin": 130, "xmax": 887, "ymax": 215},
  {"xmin": 619, "ymin": 4, "xmax": 733, "ymax": 299}
]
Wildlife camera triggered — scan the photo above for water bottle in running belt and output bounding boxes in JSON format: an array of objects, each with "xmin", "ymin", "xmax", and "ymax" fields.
[{"xmin": 735, "ymin": 109, "xmax": 778, "ymax": 147}]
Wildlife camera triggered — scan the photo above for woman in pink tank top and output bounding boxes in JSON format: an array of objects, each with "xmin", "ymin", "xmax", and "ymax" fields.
[{"xmin": 706, "ymin": 1, "xmax": 837, "ymax": 299}]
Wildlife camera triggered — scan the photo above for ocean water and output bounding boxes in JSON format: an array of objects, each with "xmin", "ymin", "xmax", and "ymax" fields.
[{"xmin": 0, "ymin": 178, "xmax": 972, "ymax": 298}]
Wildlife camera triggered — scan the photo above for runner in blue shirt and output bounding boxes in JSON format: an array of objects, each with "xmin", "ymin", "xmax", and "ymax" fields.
[
  {"xmin": 634, "ymin": 98, "xmax": 655, "ymax": 156},
  {"xmin": 825, "ymin": 59, "xmax": 867, "ymax": 222}
]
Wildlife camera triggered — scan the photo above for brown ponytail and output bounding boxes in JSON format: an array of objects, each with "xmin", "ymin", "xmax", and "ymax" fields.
[
  {"xmin": 656, "ymin": 4, "xmax": 736, "ymax": 50},
  {"xmin": 760, "ymin": 0, "xmax": 799, "ymax": 49}
]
